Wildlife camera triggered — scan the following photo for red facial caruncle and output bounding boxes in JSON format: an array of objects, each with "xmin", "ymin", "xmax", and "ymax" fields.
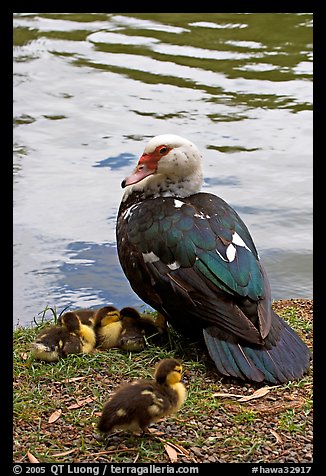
[{"xmin": 121, "ymin": 145, "xmax": 171, "ymax": 188}]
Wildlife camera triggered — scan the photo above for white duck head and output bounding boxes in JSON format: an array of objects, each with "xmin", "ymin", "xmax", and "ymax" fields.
[{"xmin": 121, "ymin": 134, "xmax": 204, "ymax": 199}]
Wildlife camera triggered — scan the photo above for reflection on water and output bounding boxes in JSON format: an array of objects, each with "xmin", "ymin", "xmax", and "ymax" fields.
[{"xmin": 13, "ymin": 13, "xmax": 313, "ymax": 326}]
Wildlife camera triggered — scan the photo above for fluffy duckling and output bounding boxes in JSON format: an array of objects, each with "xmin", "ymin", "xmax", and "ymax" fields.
[
  {"xmin": 30, "ymin": 322, "xmax": 82, "ymax": 362},
  {"xmin": 117, "ymin": 307, "xmax": 168, "ymax": 351},
  {"xmin": 59, "ymin": 308, "xmax": 97, "ymax": 328},
  {"xmin": 97, "ymin": 358, "xmax": 186, "ymax": 434},
  {"xmin": 94, "ymin": 306, "xmax": 123, "ymax": 350},
  {"xmin": 117, "ymin": 307, "xmax": 146, "ymax": 352},
  {"xmin": 138, "ymin": 311, "xmax": 168, "ymax": 343},
  {"xmin": 61, "ymin": 311, "xmax": 96, "ymax": 354}
]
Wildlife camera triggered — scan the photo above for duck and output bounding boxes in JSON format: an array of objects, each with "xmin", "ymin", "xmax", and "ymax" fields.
[
  {"xmin": 61, "ymin": 311, "xmax": 96, "ymax": 354},
  {"xmin": 31, "ymin": 314, "xmax": 83, "ymax": 361},
  {"xmin": 97, "ymin": 358, "xmax": 186, "ymax": 434},
  {"xmin": 94, "ymin": 306, "xmax": 123, "ymax": 350},
  {"xmin": 116, "ymin": 134, "xmax": 311, "ymax": 384}
]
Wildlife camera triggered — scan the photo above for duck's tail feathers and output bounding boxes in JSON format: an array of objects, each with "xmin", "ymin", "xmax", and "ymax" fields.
[{"xmin": 203, "ymin": 311, "xmax": 311, "ymax": 384}]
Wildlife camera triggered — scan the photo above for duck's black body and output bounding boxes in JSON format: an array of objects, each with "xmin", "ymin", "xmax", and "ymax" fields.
[{"xmin": 117, "ymin": 191, "xmax": 310, "ymax": 384}]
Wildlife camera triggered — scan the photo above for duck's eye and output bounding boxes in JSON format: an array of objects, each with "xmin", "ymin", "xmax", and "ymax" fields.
[{"xmin": 159, "ymin": 146, "xmax": 168, "ymax": 155}]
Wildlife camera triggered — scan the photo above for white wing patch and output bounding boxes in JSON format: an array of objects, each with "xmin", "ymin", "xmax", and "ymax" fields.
[
  {"xmin": 215, "ymin": 232, "xmax": 252, "ymax": 263},
  {"xmin": 194, "ymin": 212, "xmax": 211, "ymax": 219},
  {"xmin": 142, "ymin": 252, "xmax": 160, "ymax": 263},
  {"xmin": 123, "ymin": 204, "xmax": 139, "ymax": 220},
  {"xmin": 174, "ymin": 199, "xmax": 184, "ymax": 208},
  {"xmin": 226, "ymin": 243, "xmax": 236, "ymax": 262},
  {"xmin": 232, "ymin": 231, "xmax": 252, "ymax": 252},
  {"xmin": 167, "ymin": 261, "xmax": 180, "ymax": 270}
]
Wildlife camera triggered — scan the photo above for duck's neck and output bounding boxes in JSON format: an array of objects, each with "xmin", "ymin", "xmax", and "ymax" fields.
[{"xmin": 122, "ymin": 169, "xmax": 203, "ymax": 204}]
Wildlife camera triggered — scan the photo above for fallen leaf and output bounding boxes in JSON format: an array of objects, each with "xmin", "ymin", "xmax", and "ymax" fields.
[
  {"xmin": 147, "ymin": 428, "xmax": 165, "ymax": 436},
  {"xmin": 67, "ymin": 396, "xmax": 96, "ymax": 409},
  {"xmin": 55, "ymin": 376, "xmax": 88, "ymax": 384},
  {"xmin": 170, "ymin": 442, "xmax": 190, "ymax": 456},
  {"xmin": 48, "ymin": 409, "xmax": 62, "ymax": 423},
  {"xmin": 213, "ymin": 387, "xmax": 273, "ymax": 402},
  {"xmin": 238, "ymin": 387, "xmax": 271, "ymax": 402},
  {"xmin": 270, "ymin": 429, "xmax": 283, "ymax": 444},
  {"xmin": 52, "ymin": 448, "xmax": 77, "ymax": 457},
  {"xmin": 27, "ymin": 452, "xmax": 40, "ymax": 463},
  {"xmin": 164, "ymin": 443, "xmax": 178, "ymax": 463},
  {"xmin": 212, "ymin": 392, "xmax": 244, "ymax": 399}
]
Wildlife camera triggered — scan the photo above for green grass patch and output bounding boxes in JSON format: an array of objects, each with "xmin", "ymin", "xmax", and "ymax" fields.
[{"xmin": 13, "ymin": 301, "xmax": 313, "ymax": 463}]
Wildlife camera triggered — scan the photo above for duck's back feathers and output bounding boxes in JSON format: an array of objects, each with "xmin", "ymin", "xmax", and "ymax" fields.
[
  {"xmin": 117, "ymin": 191, "xmax": 311, "ymax": 383},
  {"xmin": 118, "ymin": 193, "xmax": 270, "ymax": 341}
]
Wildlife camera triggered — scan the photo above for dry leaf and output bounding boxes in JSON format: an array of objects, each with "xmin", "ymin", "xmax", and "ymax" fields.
[
  {"xmin": 170, "ymin": 442, "xmax": 190, "ymax": 456},
  {"xmin": 164, "ymin": 443, "xmax": 178, "ymax": 463},
  {"xmin": 238, "ymin": 387, "xmax": 271, "ymax": 402},
  {"xmin": 270, "ymin": 429, "xmax": 283, "ymax": 444},
  {"xmin": 212, "ymin": 392, "xmax": 243, "ymax": 399},
  {"xmin": 147, "ymin": 428, "xmax": 165, "ymax": 436},
  {"xmin": 52, "ymin": 448, "xmax": 77, "ymax": 457},
  {"xmin": 67, "ymin": 396, "xmax": 96, "ymax": 409},
  {"xmin": 48, "ymin": 409, "xmax": 62, "ymax": 423},
  {"xmin": 27, "ymin": 451, "xmax": 40, "ymax": 463},
  {"xmin": 55, "ymin": 376, "xmax": 87, "ymax": 384}
]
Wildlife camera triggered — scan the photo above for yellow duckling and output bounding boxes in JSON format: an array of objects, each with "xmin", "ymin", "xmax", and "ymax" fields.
[
  {"xmin": 59, "ymin": 308, "xmax": 97, "ymax": 328},
  {"xmin": 94, "ymin": 306, "xmax": 123, "ymax": 350},
  {"xmin": 30, "ymin": 318, "xmax": 82, "ymax": 362},
  {"xmin": 61, "ymin": 311, "xmax": 96, "ymax": 354},
  {"xmin": 97, "ymin": 358, "xmax": 186, "ymax": 434}
]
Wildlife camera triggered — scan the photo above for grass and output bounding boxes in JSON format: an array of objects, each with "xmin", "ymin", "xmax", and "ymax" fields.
[{"xmin": 13, "ymin": 299, "xmax": 313, "ymax": 464}]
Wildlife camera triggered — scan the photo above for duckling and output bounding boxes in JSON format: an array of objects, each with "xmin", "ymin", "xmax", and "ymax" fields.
[
  {"xmin": 139, "ymin": 311, "xmax": 168, "ymax": 343},
  {"xmin": 30, "ymin": 324, "xmax": 82, "ymax": 362},
  {"xmin": 117, "ymin": 308, "xmax": 168, "ymax": 351},
  {"xmin": 94, "ymin": 306, "xmax": 123, "ymax": 350},
  {"xmin": 117, "ymin": 307, "xmax": 146, "ymax": 352},
  {"xmin": 61, "ymin": 311, "xmax": 96, "ymax": 354},
  {"xmin": 97, "ymin": 358, "xmax": 186, "ymax": 434},
  {"xmin": 58, "ymin": 308, "xmax": 96, "ymax": 328}
]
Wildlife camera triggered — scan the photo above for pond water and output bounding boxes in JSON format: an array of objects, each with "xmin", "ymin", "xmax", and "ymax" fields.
[{"xmin": 13, "ymin": 13, "xmax": 313, "ymax": 327}]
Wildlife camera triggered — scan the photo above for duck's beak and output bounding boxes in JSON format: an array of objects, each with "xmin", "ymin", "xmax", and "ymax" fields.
[{"xmin": 121, "ymin": 152, "xmax": 158, "ymax": 188}]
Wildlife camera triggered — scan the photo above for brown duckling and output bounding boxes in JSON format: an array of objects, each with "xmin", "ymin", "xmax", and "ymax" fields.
[
  {"xmin": 117, "ymin": 307, "xmax": 146, "ymax": 352},
  {"xmin": 30, "ymin": 321, "xmax": 82, "ymax": 362},
  {"xmin": 138, "ymin": 311, "xmax": 168, "ymax": 343},
  {"xmin": 97, "ymin": 358, "xmax": 186, "ymax": 434},
  {"xmin": 117, "ymin": 307, "xmax": 168, "ymax": 351},
  {"xmin": 94, "ymin": 306, "xmax": 123, "ymax": 350},
  {"xmin": 61, "ymin": 311, "xmax": 96, "ymax": 354}
]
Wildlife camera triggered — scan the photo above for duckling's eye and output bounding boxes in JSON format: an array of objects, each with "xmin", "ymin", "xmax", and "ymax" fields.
[{"xmin": 159, "ymin": 146, "xmax": 168, "ymax": 155}]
